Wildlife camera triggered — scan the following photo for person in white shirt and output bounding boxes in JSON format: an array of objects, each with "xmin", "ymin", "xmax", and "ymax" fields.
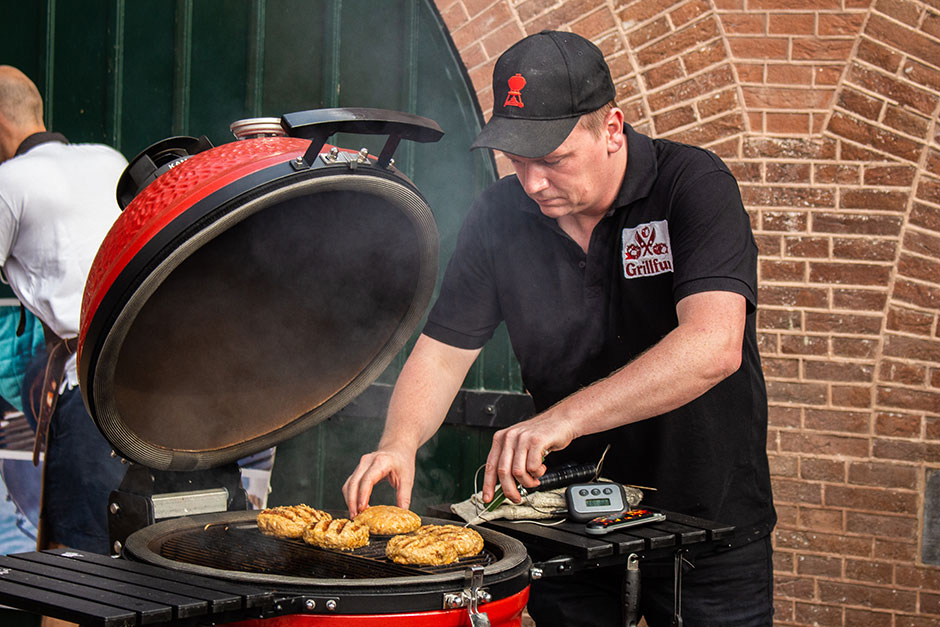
[{"xmin": 0, "ymin": 65, "xmax": 127, "ymax": 555}]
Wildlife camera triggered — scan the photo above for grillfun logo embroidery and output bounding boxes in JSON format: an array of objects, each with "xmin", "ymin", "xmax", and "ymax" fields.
[{"xmin": 622, "ymin": 220, "xmax": 673, "ymax": 278}]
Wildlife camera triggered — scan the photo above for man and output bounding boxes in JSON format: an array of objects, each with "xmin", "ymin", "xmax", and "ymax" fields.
[
  {"xmin": 344, "ymin": 31, "xmax": 775, "ymax": 625},
  {"xmin": 0, "ymin": 65, "xmax": 127, "ymax": 555}
]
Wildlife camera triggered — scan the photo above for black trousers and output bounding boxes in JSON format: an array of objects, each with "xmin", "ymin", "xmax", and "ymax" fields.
[
  {"xmin": 527, "ymin": 535, "xmax": 774, "ymax": 626},
  {"xmin": 23, "ymin": 353, "xmax": 126, "ymax": 553}
]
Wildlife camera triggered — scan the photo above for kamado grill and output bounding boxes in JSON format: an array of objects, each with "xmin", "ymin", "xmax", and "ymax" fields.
[{"xmin": 0, "ymin": 108, "xmax": 531, "ymax": 626}]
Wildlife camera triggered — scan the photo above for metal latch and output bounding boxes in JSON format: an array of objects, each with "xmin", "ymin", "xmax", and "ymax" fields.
[
  {"xmin": 442, "ymin": 565, "xmax": 492, "ymax": 626},
  {"xmin": 466, "ymin": 565, "xmax": 490, "ymax": 627}
]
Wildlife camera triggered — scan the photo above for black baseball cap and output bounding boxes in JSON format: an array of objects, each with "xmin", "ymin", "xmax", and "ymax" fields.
[{"xmin": 470, "ymin": 30, "xmax": 615, "ymax": 158}]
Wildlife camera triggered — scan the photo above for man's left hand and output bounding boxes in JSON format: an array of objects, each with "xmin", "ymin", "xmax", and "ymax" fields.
[{"xmin": 481, "ymin": 412, "xmax": 577, "ymax": 504}]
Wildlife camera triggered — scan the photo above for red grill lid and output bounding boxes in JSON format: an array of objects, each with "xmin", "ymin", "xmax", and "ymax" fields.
[{"xmin": 79, "ymin": 110, "xmax": 442, "ymax": 471}]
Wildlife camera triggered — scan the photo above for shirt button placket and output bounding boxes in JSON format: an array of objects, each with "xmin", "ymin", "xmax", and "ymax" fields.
[{"xmin": 584, "ymin": 250, "xmax": 604, "ymax": 299}]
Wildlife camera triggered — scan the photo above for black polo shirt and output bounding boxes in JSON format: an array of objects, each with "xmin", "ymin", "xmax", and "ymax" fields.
[{"xmin": 425, "ymin": 125, "xmax": 774, "ymax": 538}]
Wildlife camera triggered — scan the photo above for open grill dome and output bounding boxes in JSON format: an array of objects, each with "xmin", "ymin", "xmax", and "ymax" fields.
[{"xmin": 78, "ymin": 110, "xmax": 441, "ymax": 471}]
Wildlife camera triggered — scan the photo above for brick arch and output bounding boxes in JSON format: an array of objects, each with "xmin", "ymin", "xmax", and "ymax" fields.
[
  {"xmin": 434, "ymin": 1, "xmax": 872, "ymax": 151},
  {"xmin": 433, "ymin": 0, "xmax": 940, "ymax": 624},
  {"xmin": 822, "ymin": 2, "xmax": 940, "ymax": 433}
]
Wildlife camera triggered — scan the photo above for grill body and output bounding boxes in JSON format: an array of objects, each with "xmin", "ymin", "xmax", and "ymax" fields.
[
  {"xmin": 122, "ymin": 511, "xmax": 531, "ymax": 620},
  {"xmin": 224, "ymin": 589, "xmax": 530, "ymax": 626}
]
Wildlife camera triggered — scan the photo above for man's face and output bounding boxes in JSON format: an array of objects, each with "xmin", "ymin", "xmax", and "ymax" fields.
[{"xmin": 503, "ymin": 118, "xmax": 620, "ymax": 220}]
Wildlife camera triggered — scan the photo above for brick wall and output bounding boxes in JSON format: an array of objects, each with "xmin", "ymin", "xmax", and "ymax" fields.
[{"xmin": 432, "ymin": 0, "xmax": 940, "ymax": 624}]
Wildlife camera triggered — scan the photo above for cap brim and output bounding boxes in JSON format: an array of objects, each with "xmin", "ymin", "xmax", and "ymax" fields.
[{"xmin": 470, "ymin": 115, "xmax": 580, "ymax": 159}]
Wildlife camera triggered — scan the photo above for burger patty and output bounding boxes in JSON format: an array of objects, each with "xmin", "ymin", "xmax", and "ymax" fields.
[
  {"xmin": 303, "ymin": 518, "xmax": 370, "ymax": 551},
  {"xmin": 353, "ymin": 505, "xmax": 421, "ymax": 535},
  {"xmin": 385, "ymin": 524, "xmax": 484, "ymax": 565},
  {"xmin": 256, "ymin": 504, "xmax": 332, "ymax": 539}
]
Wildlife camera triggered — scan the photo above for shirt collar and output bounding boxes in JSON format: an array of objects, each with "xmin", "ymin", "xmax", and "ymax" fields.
[
  {"xmin": 14, "ymin": 131, "xmax": 69, "ymax": 157},
  {"xmin": 611, "ymin": 123, "xmax": 657, "ymax": 211}
]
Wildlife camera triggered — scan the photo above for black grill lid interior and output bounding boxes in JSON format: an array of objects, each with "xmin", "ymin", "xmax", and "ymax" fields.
[{"xmin": 87, "ymin": 172, "xmax": 438, "ymax": 471}]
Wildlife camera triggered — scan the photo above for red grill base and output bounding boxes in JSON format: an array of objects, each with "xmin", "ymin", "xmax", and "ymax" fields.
[{"xmin": 225, "ymin": 586, "xmax": 529, "ymax": 626}]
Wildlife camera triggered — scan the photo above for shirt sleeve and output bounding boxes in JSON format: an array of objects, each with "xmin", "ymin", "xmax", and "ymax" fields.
[
  {"xmin": 0, "ymin": 185, "xmax": 20, "ymax": 268},
  {"xmin": 667, "ymin": 165, "xmax": 758, "ymax": 311},
  {"xmin": 423, "ymin": 197, "xmax": 503, "ymax": 350}
]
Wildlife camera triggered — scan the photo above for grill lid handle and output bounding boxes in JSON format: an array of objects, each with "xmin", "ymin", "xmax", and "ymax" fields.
[{"xmin": 281, "ymin": 107, "xmax": 444, "ymax": 169}]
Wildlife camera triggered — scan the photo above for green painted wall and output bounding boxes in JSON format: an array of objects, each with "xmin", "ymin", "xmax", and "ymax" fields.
[{"xmin": 0, "ymin": 0, "xmax": 525, "ymax": 514}]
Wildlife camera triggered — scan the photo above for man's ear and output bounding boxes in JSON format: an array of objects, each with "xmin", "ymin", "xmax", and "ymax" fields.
[
  {"xmin": 0, "ymin": 114, "xmax": 16, "ymax": 163},
  {"xmin": 605, "ymin": 107, "xmax": 625, "ymax": 154}
]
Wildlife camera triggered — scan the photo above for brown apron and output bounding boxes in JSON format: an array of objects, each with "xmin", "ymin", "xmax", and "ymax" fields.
[{"xmin": 29, "ymin": 321, "xmax": 78, "ymax": 550}]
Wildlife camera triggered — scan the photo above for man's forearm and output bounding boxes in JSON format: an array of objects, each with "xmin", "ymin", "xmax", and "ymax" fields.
[
  {"xmin": 378, "ymin": 334, "xmax": 482, "ymax": 452},
  {"xmin": 481, "ymin": 291, "xmax": 749, "ymax": 503},
  {"xmin": 544, "ymin": 290, "xmax": 746, "ymax": 440}
]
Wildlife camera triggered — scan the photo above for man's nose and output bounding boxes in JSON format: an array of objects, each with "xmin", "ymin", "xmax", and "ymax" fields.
[{"xmin": 520, "ymin": 163, "xmax": 549, "ymax": 195}]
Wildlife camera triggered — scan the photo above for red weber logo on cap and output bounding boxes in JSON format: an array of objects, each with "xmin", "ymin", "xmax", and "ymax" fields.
[
  {"xmin": 622, "ymin": 220, "xmax": 673, "ymax": 278},
  {"xmin": 504, "ymin": 73, "xmax": 526, "ymax": 108}
]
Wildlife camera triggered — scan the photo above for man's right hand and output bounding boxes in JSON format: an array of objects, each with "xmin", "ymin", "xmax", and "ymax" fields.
[
  {"xmin": 342, "ymin": 334, "xmax": 481, "ymax": 518},
  {"xmin": 342, "ymin": 448, "xmax": 416, "ymax": 518}
]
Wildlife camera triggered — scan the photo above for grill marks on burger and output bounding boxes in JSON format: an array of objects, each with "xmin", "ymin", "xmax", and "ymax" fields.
[
  {"xmin": 417, "ymin": 525, "xmax": 485, "ymax": 557},
  {"xmin": 385, "ymin": 524, "xmax": 484, "ymax": 566},
  {"xmin": 255, "ymin": 505, "xmax": 482, "ymax": 565},
  {"xmin": 303, "ymin": 518, "xmax": 370, "ymax": 551},
  {"xmin": 386, "ymin": 532, "xmax": 459, "ymax": 565},
  {"xmin": 256, "ymin": 504, "xmax": 332, "ymax": 539}
]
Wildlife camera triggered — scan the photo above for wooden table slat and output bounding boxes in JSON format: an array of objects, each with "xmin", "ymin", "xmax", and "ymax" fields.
[
  {"xmin": 20, "ymin": 551, "xmax": 255, "ymax": 615},
  {"xmin": 655, "ymin": 520, "xmax": 708, "ymax": 546},
  {"xmin": 57, "ymin": 549, "xmax": 273, "ymax": 607},
  {"xmin": 1, "ymin": 555, "xmax": 205, "ymax": 619},
  {"xmin": 591, "ymin": 532, "xmax": 646, "ymax": 554},
  {"xmin": 607, "ymin": 525, "xmax": 676, "ymax": 551},
  {"xmin": 0, "ymin": 558, "xmax": 172, "ymax": 624},
  {"xmin": 485, "ymin": 520, "xmax": 614, "ymax": 559},
  {"xmin": 7, "ymin": 553, "xmax": 210, "ymax": 618},
  {"xmin": 0, "ymin": 577, "xmax": 137, "ymax": 627},
  {"xmin": 656, "ymin": 511, "xmax": 735, "ymax": 541}
]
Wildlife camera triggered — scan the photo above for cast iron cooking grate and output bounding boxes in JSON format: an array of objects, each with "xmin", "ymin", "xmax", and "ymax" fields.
[{"xmin": 155, "ymin": 521, "xmax": 495, "ymax": 579}]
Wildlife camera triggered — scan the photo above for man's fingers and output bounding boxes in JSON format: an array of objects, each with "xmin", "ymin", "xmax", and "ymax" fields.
[
  {"xmin": 389, "ymin": 464, "xmax": 415, "ymax": 513},
  {"xmin": 497, "ymin": 431, "xmax": 525, "ymax": 502},
  {"xmin": 343, "ymin": 453, "xmax": 395, "ymax": 517},
  {"xmin": 526, "ymin": 442, "xmax": 548, "ymax": 478},
  {"xmin": 342, "ymin": 450, "xmax": 419, "ymax": 518},
  {"xmin": 483, "ymin": 427, "xmax": 554, "ymax": 503},
  {"xmin": 353, "ymin": 467, "xmax": 383, "ymax": 514},
  {"xmin": 513, "ymin": 434, "xmax": 548, "ymax": 488},
  {"xmin": 342, "ymin": 462, "xmax": 374, "ymax": 517},
  {"xmin": 481, "ymin": 431, "xmax": 507, "ymax": 503}
]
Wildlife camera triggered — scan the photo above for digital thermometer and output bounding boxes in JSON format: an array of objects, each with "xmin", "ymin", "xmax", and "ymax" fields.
[{"xmin": 564, "ymin": 482, "xmax": 629, "ymax": 522}]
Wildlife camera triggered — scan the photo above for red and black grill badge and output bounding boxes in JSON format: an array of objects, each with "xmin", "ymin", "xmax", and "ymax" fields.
[
  {"xmin": 622, "ymin": 220, "xmax": 674, "ymax": 278},
  {"xmin": 504, "ymin": 73, "xmax": 526, "ymax": 108}
]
